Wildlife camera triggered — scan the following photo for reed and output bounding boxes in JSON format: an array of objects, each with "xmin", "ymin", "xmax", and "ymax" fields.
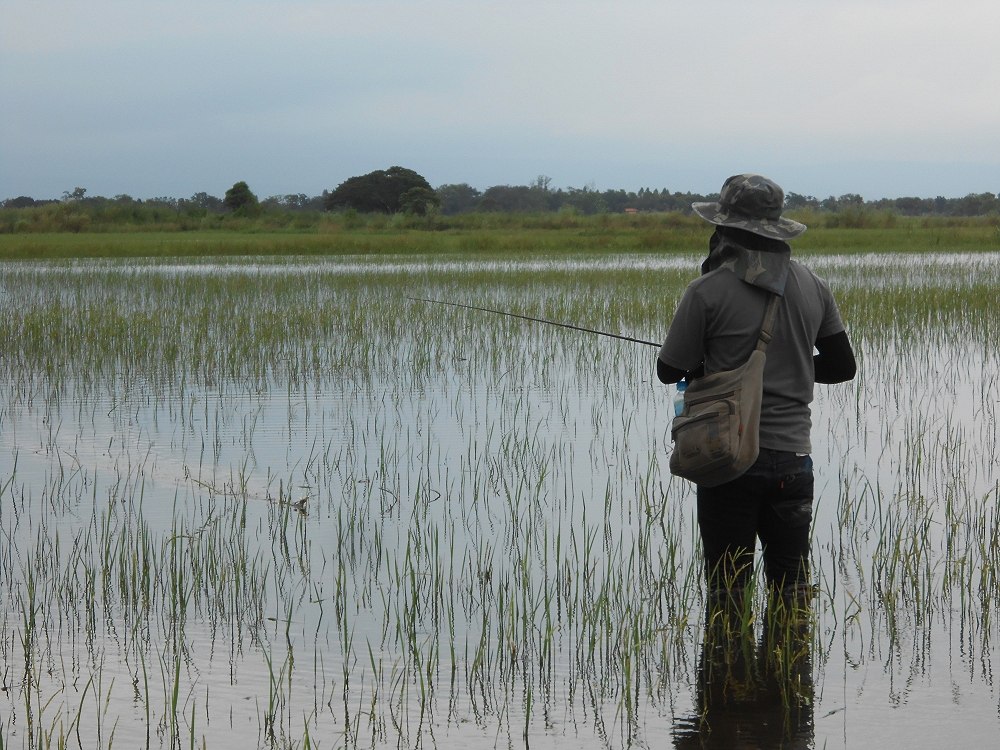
[{"xmin": 0, "ymin": 248, "xmax": 998, "ymax": 747}]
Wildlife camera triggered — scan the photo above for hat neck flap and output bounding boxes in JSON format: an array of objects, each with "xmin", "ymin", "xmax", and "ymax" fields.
[{"xmin": 700, "ymin": 229, "xmax": 791, "ymax": 295}]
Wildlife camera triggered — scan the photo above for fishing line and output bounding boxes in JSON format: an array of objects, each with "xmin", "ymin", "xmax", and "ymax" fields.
[{"xmin": 407, "ymin": 296, "xmax": 660, "ymax": 348}]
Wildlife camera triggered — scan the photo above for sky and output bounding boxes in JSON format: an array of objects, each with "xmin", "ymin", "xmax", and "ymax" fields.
[{"xmin": 3, "ymin": 0, "xmax": 999, "ymax": 202}]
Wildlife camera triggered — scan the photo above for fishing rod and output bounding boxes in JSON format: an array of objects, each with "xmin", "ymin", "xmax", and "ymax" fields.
[{"xmin": 407, "ymin": 296, "xmax": 660, "ymax": 348}]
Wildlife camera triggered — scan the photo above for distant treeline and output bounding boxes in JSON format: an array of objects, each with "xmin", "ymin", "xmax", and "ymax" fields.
[
  {"xmin": 2, "ymin": 178, "xmax": 1000, "ymax": 235},
  {"xmin": 435, "ymin": 180, "xmax": 1000, "ymax": 217}
]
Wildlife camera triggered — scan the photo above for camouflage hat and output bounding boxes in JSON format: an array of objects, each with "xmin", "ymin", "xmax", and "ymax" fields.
[{"xmin": 692, "ymin": 174, "xmax": 806, "ymax": 240}]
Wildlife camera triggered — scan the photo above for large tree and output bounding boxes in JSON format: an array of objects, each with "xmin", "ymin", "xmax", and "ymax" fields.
[
  {"xmin": 324, "ymin": 167, "xmax": 436, "ymax": 213},
  {"xmin": 224, "ymin": 181, "xmax": 261, "ymax": 215},
  {"xmin": 435, "ymin": 183, "xmax": 481, "ymax": 214}
]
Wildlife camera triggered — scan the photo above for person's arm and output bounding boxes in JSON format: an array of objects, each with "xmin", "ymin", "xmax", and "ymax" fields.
[
  {"xmin": 657, "ymin": 283, "xmax": 708, "ymax": 385},
  {"xmin": 814, "ymin": 330, "xmax": 856, "ymax": 383},
  {"xmin": 657, "ymin": 357, "xmax": 686, "ymax": 384},
  {"xmin": 656, "ymin": 358, "xmax": 705, "ymax": 384}
]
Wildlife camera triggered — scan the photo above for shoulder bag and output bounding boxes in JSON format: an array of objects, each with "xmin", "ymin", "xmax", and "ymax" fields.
[{"xmin": 669, "ymin": 293, "xmax": 780, "ymax": 487}]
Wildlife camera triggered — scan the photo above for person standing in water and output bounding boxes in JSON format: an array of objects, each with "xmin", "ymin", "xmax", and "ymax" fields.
[{"xmin": 657, "ymin": 173, "xmax": 857, "ymax": 603}]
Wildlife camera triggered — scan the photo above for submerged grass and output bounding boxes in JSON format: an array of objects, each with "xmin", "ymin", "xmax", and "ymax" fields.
[{"xmin": 0, "ymin": 249, "xmax": 999, "ymax": 747}]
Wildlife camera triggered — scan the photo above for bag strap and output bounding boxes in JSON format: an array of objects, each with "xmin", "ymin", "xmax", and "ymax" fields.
[{"xmin": 754, "ymin": 293, "xmax": 782, "ymax": 354}]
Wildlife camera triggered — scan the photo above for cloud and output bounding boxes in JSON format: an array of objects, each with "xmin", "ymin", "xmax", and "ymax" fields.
[{"xmin": 3, "ymin": 0, "xmax": 999, "ymax": 199}]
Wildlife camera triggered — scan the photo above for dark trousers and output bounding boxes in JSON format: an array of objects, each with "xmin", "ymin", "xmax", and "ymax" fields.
[{"xmin": 696, "ymin": 450, "xmax": 814, "ymax": 594}]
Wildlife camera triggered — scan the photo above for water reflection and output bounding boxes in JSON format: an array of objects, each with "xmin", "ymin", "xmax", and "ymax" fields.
[
  {"xmin": 674, "ymin": 591, "xmax": 814, "ymax": 749},
  {"xmin": 3, "ymin": 252, "xmax": 1000, "ymax": 747},
  {"xmin": 2, "ymin": 252, "xmax": 702, "ymax": 278}
]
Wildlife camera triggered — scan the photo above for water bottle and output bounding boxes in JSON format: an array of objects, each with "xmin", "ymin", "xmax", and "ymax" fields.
[{"xmin": 673, "ymin": 380, "xmax": 687, "ymax": 417}]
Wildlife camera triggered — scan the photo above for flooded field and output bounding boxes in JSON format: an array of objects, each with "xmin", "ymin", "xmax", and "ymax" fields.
[{"xmin": 1, "ymin": 250, "xmax": 999, "ymax": 748}]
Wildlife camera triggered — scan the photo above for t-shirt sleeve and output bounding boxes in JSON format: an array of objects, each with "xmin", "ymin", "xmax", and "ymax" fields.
[
  {"xmin": 658, "ymin": 283, "xmax": 707, "ymax": 372},
  {"xmin": 815, "ymin": 276, "xmax": 846, "ymax": 340}
]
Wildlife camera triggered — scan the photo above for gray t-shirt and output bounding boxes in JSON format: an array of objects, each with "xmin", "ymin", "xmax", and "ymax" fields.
[{"xmin": 658, "ymin": 259, "xmax": 845, "ymax": 453}]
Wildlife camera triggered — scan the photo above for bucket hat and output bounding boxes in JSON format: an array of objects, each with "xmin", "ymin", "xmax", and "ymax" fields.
[{"xmin": 692, "ymin": 174, "xmax": 806, "ymax": 240}]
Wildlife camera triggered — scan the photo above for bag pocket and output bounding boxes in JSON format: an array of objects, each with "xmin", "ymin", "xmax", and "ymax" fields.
[{"xmin": 670, "ymin": 393, "xmax": 740, "ymax": 476}]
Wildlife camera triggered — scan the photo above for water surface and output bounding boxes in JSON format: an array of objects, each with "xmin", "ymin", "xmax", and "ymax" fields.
[{"xmin": 1, "ymin": 251, "xmax": 998, "ymax": 748}]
